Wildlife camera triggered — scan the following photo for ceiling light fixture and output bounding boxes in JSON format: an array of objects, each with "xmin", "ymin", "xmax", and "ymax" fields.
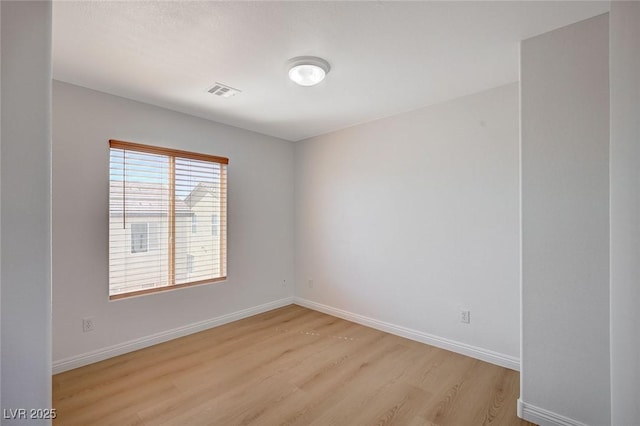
[{"xmin": 288, "ymin": 56, "xmax": 331, "ymax": 87}]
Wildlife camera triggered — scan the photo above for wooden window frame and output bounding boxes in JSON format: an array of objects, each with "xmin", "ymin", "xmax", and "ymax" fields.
[{"xmin": 109, "ymin": 139, "xmax": 228, "ymax": 300}]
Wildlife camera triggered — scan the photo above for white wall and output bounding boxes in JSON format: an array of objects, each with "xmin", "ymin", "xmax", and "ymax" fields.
[
  {"xmin": 520, "ymin": 14, "xmax": 610, "ymax": 426},
  {"xmin": 1, "ymin": 1, "xmax": 53, "ymax": 423},
  {"xmin": 610, "ymin": 2, "xmax": 640, "ymax": 425},
  {"xmin": 294, "ymin": 83, "xmax": 520, "ymax": 367},
  {"xmin": 1, "ymin": 1, "xmax": 3, "ymax": 410},
  {"xmin": 1, "ymin": 2, "xmax": 2, "ymax": 410},
  {"xmin": 52, "ymin": 81, "xmax": 294, "ymax": 368}
]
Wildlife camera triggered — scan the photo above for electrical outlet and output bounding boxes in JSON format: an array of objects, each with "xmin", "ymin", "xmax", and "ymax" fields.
[
  {"xmin": 82, "ymin": 317, "xmax": 95, "ymax": 332},
  {"xmin": 282, "ymin": 279, "xmax": 287, "ymax": 288},
  {"xmin": 460, "ymin": 310, "xmax": 471, "ymax": 324},
  {"xmin": 308, "ymin": 279, "xmax": 314, "ymax": 288}
]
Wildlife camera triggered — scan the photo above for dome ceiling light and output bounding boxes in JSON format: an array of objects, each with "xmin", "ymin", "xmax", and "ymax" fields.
[{"xmin": 287, "ymin": 56, "xmax": 331, "ymax": 87}]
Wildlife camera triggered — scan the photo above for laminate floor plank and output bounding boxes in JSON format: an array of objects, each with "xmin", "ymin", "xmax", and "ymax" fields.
[{"xmin": 53, "ymin": 305, "xmax": 534, "ymax": 426}]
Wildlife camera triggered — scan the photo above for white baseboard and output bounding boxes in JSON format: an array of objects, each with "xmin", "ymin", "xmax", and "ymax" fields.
[
  {"xmin": 518, "ymin": 399, "xmax": 589, "ymax": 426},
  {"xmin": 53, "ymin": 296, "xmax": 519, "ymax": 375},
  {"xmin": 52, "ymin": 296, "xmax": 294, "ymax": 374},
  {"xmin": 294, "ymin": 297, "xmax": 520, "ymax": 371}
]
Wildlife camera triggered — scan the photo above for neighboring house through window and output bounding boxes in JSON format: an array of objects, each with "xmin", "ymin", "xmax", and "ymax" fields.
[
  {"xmin": 187, "ymin": 254, "xmax": 194, "ymax": 274},
  {"xmin": 211, "ymin": 214, "xmax": 219, "ymax": 236},
  {"xmin": 130, "ymin": 223, "xmax": 148, "ymax": 253}
]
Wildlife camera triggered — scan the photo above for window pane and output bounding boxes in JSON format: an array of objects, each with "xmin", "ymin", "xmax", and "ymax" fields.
[
  {"xmin": 109, "ymin": 149, "xmax": 170, "ymax": 296},
  {"xmin": 175, "ymin": 158, "xmax": 225, "ymax": 284}
]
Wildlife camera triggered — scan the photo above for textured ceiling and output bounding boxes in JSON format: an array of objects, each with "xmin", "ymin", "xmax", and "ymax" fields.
[{"xmin": 53, "ymin": 1, "xmax": 609, "ymax": 141}]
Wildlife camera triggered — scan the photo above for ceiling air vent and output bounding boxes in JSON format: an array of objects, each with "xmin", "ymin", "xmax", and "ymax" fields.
[{"xmin": 207, "ymin": 82, "xmax": 241, "ymax": 98}]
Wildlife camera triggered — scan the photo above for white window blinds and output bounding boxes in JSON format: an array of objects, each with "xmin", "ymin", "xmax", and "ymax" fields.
[{"xmin": 109, "ymin": 140, "xmax": 228, "ymax": 299}]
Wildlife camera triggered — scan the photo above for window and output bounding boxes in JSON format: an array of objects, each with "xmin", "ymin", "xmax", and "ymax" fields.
[
  {"xmin": 109, "ymin": 140, "xmax": 228, "ymax": 299},
  {"xmin": 130, "ymin": 223, "xmax": 148, "ymax": 253}
]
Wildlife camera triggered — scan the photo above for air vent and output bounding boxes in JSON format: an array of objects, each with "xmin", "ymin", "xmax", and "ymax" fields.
[{"xmin": 207, "ymin": 82, "xmax": 241, "ymax": 98}]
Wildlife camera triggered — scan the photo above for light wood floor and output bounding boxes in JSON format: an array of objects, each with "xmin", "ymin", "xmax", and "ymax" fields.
[{"xmin": 53, "ymin": 305, "xmax": 534, "ymax": 425}]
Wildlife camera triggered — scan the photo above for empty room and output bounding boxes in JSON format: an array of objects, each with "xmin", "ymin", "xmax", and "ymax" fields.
[{"xmin": 1, "ymin": 1, "xmax": 638, "ymax": 425}]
